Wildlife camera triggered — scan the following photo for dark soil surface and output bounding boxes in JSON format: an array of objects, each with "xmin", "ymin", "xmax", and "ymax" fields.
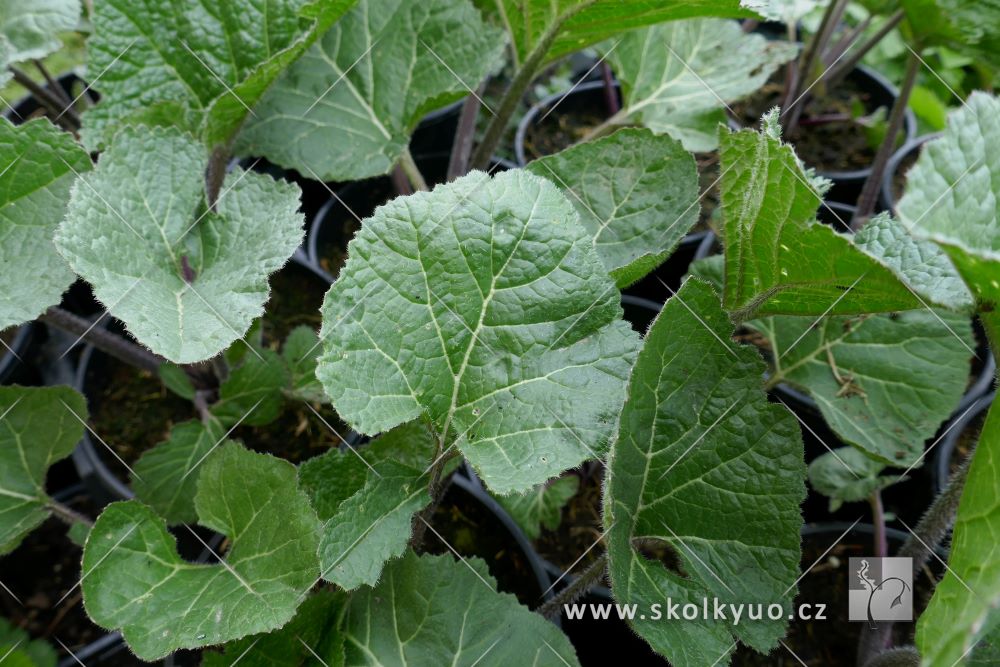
[
  {"xmin": 428, "ymin": 480, "xmax": 542, "ymax": 608},
  {"xmin": 733, "ymin": 76, "xmax": 894, "ymax": 173},
  {"xmin": 696, "ymin": 152, "xmax": 722, "ymax": 233},
  {"xmin": 261, "ymin": 262, "xmax": 329, "ymax": 345},
  {"xmin": 535, "ymin": 469, "xmax": 604, "ymax": 573},
  {"xmin": 523, "ymin": 105, "xmax": 607, "ymax": 161}
]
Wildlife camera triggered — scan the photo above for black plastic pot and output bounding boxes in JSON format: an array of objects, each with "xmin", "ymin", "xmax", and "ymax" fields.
[
  {"xmin": 0, "ymin": 323, "xmax": 35, "ymax": 385},
  {"xmin": 933, "ymin": 391, "xmax": 995, "ymax": 495},
  {"xmin": 879, "ymin": 133, "xmax": 941, "ymax": 214},
  {"xmin": 307, "ymin": 153, "xmax": 516, "ymax": 281}
]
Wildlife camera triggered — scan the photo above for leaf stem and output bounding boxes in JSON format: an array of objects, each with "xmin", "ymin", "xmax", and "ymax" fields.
[
  {"xmin": 48, "ymin": 500, "xmax": 94, "ymax": 528},
  {"xmin": 399, "ymin": 147, "xmax": 429, "ymax": 191},
  {"xmin": 33, "ymin": 60, "xmax": 73, "ymax": 108},
  {"xmin": 8, "ymin": 66, "xmax": 80, "ymax": 131},
  {"xmin": 783, "ymin": 0, "xmax": 848, "ymax": 134},
  {"xmin": 852, "ymin": 48, "xmax": 920, "ymax": 227},
  {"xmin": 447, "ymin": 89, "xmax": 483, "ymax": 181},
  {"xmin": 39, "ymin": 306, "xmax": 164, "ymax": 374},
  {"xmin": 869, "ymin": 489, "xmax": 888, "ymax": 558},
  {"xmin": 825, "ymin": 10, "xmax": 905, "ymax": 89},
  {"xmin": 205, "ymin": 144, "xmax": 232, "ymax": 211},
  {"xmin": 538, "ymin": 553, "xmax": 608, "ymax": 619},
  {"xmin": 600, "ymin": 62, "xmax": 620, "ymax": 116}
]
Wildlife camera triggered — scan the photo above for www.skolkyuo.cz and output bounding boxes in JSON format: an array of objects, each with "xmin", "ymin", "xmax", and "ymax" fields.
[{"xmin": 563, "ymin": 598, "xmax": 828, "ymax": 625}]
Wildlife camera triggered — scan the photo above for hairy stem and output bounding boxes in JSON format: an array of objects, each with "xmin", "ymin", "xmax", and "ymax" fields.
[
  {"xmin": 48, "ymin": 500, "xmax": 94, "ymax": 528},
  {"xmin": 857, "ymin": 444, "xmax": 975, "ymax": 664},
  {"xmin": 409, "ymin": 446, "xmax": 458, "ymax": 550},
  {"xmin": 853, "ymin": 49, "xmax": 920, "ymax": 227},
  {"xmin": 447, "ymin": 89, "xmax": 484, "ymax": 181},
  {"xmin": 863, "ymin": 647, "xmax": 920, "ymax": 667},
  {"xmin": 826, "ymin": 10, "xmax": 905, "ymax": 89},
  {"xmin": 40, "ymin": 307, "xmax": 165, "ymax": 374},
  {"xmin": 823, "ymin": 15, "xmax": 872, "ymax": 68},
  {"xmin": 538, "ymin": 554, "xmax": 608, "ymax": 619},
  {"xmin": 600, "ymin": 62, "xmax": 620, "ymax": 116},
  {"xmin": 8, "ymin": 66, "xmax": 80, "ymax": 130},
  {"xmin": 399, "ymin": 147, "xmax": 429, "ymax": 191},
  {"xmin": 870, "ymin": 490, "xmax": 888, "ymax": 558}
]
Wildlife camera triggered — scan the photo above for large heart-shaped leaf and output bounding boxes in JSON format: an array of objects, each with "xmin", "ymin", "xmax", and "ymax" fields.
[
  {"xmin": 0, "ymin": 118, "xmax": 90, "ymax": 329},
  {"xmin": 81, "ymin": 444, "xmax": 321, "ymax": 660},
  {"xmin": 0, "ymin": 0, "xmax": 80, "ymax": 87},
  {"xmin": 719, "ymin": 114, "xmax": 960, "ymax": 318},
  {"xmin": 343, "ymin": 550, "xmax": 580, "ymax": 666},
  {"xmin": 317, "ymin": 170, "xmax": 640, "ymax": 494},
  {"xmin": 56, "ymin": 126, "xmax": 304, "ymax": 363},
  {"xmin": 0, "ymin": 385, "xmax": 87, "ymax": 555},
  {"xmin": 604, "ymin": 20, "xmax": 797, "ymax": 151},
  {"xmin": 238, "ymin": 0, "xmax": 504, "ymax": 181},
  {"xmin": 82, "ymin": 0, "xmax": 357, "ymax": 148},
  {"xmin": 605, "ymin": 278, "xmax": 805, "ymax": 665},
  {"xmin": 917, "ymin": 400, "xmax": 1000, "ymax": 665},
  {"xmin": 526, "ymin": 128, "xmax": 699, "ymax": 287},
  {"xmin": 897, "ymin": 92, "xmax": 1000, "ymax": 341}
]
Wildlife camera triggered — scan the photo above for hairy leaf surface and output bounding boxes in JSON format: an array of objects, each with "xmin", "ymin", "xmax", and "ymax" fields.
[
  {"xmin": 282, "ymin": 325, "xmax": 326, "ymax": 403},
  {"xmin": 211, "ymin": 349, "xmax": 290, "ymax": 427},
  {"xmin": 0, "ymin": 386, "xmax": 86, "ymax": 554},
  {"xmin": 82, "ymin": 0, "xmax": 357, "ymax": 148},
  {"xmin": 238, "ymin": 0, "xmax": 504, "ymax": 181},
  {"xmin": 495, "ymin": 475, "xmax": 579, "ymax": 540},
  {"xmin": 57, "ymin": 126, "xmax": 304, "ymax": 363},
  {"xmin": 0, "ymin": 118, "xmax": 90, "ymax": 329},
  {"xmin": 82, "ymin": 444, "xmax": 321, "ymax": 659},
  {"xmin": 808, "ymin": 447, "xmax": 894, "ymax": 512},
  {"xmin": 605, "ymin": 20, "xmax": 797, "ymax": 151},
  {"xmin": 526, "ymin": 128, "xmax": 699, "ymax": 287},
  {"xmin": 605, "ymin": 279, "xmax": 805, "ymax": 664},
  {"xmin": 317, "ymin": 170, "xmax": 640, "ymax": 494},
  {"xmin": 343, "ymin": 551, "xmax": 580, "ymax": 666}
]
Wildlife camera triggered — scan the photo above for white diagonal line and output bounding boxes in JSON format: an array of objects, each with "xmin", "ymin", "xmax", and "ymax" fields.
[
  {"xmin": 0, "ymin": 334, "xmax": 20, "ymax": 362},
  {"xmin": 895, "ymin": 399, "xmax": 983, "ymax": 481},
  {"xmin": 180, "ymin": 398, "xmax": 265, "ymax": 481},
  {"xmin": 181, "ymin": 525, "xmax": 258, "ymax": 595},
  {"xmin": 541, "ymin": 639, "xmax": 572, "ymax": 667},
  {"xmin": 302, "ymin": 401, "xmax": 381, "ymax": 479},
  {"xmin": 781, "ymin": 31, "xmax": 860, "ymax": 119},
  {"xmin": 903, "ymin": 43, "xmax": 970, "ymax": 111},
  {"xmin": 0, "ymin": 396, "xmax": 24, "ymax": 423},
  {"xmin": 297, "ymin": 637, "xmax": 331, "ymax": 667},
  {"xmin": 779, "ymin": 273, "xmax": 867, "ymax": 359},
  {"xmin": 658, "ymin": 401, "xmax": 739, "ymax": 481},
  {"xmin": 774, "ymin": 397, "xmax": 860, "ymax": 479},
  {"xmin": 898, "ymin": 158, "xmax": 982, "ymax": 231},
  {"xmin": 53, "ymin": 637, "xmax": 88, "ymax": 667},
  {"xmin": 180, "ymin": 41, "xmax": 255, "ymax": 116},
  {"xmin": 656, "ymin": 277, "xmax": 738, "ymax": 358},
  {"xmin": 0, "ymin": 578, "xmax": 22, "ymax": 606},
  {"xmin": 421, "ymin": 404, "xmax": 495, "ymax": 478},
  {"xmin": 55, "ymin": 277, "xmax": 144, "ymax": 362},
  {"xmin": 302, "ymin": 164, "xmax": 364, "ymax": 223},
  {"xmin": 60, "ymin": 399, "xmax": 143, "ymax": 482},
  {"xmin": 427, "ymin": 289, "xmax": 497, "ymax": 357},
  {"xmin": 0, "ymin": 153, "xmax": 22, "ymax": 179},
  {"xmin": 778, "ymin": 639, "xmax": 809, "ymax": 667},
  {"xmin": 899, "ymin": 280, "xmax": 978, "ymax": 358},
  {"xmin": 57, "ymin": 156, "xmax": 144, "ymax": 240},
  {"xmin": 226, "ymin": 637, "xmax": 261, "ymax": 666},
  {"xmin": 55, "ymin": 39, "xmax": 136, "ymax": 122},
  {"xmin": 177, "ymin": 157, "xmax": 262, "ymax": 240},
  {"xmin": 295, "ymin": 283, "xmax": 380, "ymax": 364},
  {"xmin": 662, "ymin": 42, "xmax": 736, "ymax": 116},
  {"xmin": 897, "ymin": 517, "xmax": 979, "ymax": 598},
  {"xmin": 709, "ymin": 642, "xmax": 737, "ymax": 667},
  {"xmin": 659, "ymin": 520, "xmax": 735, "ymax": 594},
  {"xmin": 55, "ymin": 522, "xmax": 140, "ymax": 607},
  {"xmin": 543, "ymin": 283, "xmax": 618, "ymax": 353},
  {"xmin": 182, "ymin": 282, "xmax": 264, "ymax": 361},
  {"xmin": 951, "ymin": 639, "xmax": 983, "ymax": 667},
  {"xmin": 0, "ymin": 93, "xmax": 22, "ymax": 120},
  {"xmin": 531, "ymin": 159, "xmax": 605, "ymax": 228},
  {"xmin": 419, "ymin": 516, "xmax": 495, "ymax": 591},
  {"xmin": 783, "ymin": 516, "xmax": 862, "ymax": 596},
  {"xmin": 540, "ymin": 525, "xmax": 611, "ymax": 599},
  {"xmin": 423, "ymin": 160, "xmax": 507, "ymax": 236},
  {"xmin": 0, "ymin": 640, "xmax": 24, "ymax": 663},
  {"xmin": 419, "ymin": 39, "xmax": 495, "ymax": 116},
  {"xmin": 303, "ymin": 37, "xmax": 382, "ymax": 116},
  {"xmin": 469, "ymin": 637, "xmax": 503, "ymax": 667},
  {"xmin": 538, "ymin": 41, "xmax": 622, "ymax": 124}
]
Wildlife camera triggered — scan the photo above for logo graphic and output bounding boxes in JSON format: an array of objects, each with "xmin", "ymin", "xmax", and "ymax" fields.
[{"xmin": 848, "ymin": 557, "xmax": 912, "ymax": 627}]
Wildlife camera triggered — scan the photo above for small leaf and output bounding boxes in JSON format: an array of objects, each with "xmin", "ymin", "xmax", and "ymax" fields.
[
  {"xmin": 343, "ymin": 550, "xmax": 580, "ymax": 666},
  {"xmin": 131, "ymin": 420, "xmax": 233, "ymax": 525},
  {"xmin": 604, "ymin": 20, "xmax": 797, "ymax": 151},
  {"xmin": 238, "ymin": 0, "xmax": 505, "ymax": 181},
  {"xmin": 0, "ymin": 0, "xmax": 79, "ymax": 85},
  {"xmin": 917, "ymin": 400, "xmax": 1000, "ymax": 665},
  {"xmin": 740, "ymin": 0, "xmax": 823, "ymax": 23},
  {"xmin": 495, "ymin": 475, "xmax": 579, "ymax": 540},
  {"xmin": 66, "ymin": 520, "xmax": 90, "ymax": 547},
  {"xmin": 526, "ymin": 128, "xmax": 700, "ymax": 287},
  {"xmin": 211, "ymin": 349, "xmax": 290, "ymax": 427},
  {"xmin": 0, "ymin": 617, "xmax": 57, "ymax": 667},
  {"xmin": 81, "ymin": 444, "xmax": 321, "ymax": 660},
  {"xmin": 0, "ymin": 386, "xmax": 87, "ymax": 554},
  {"xmin": 317, "ymin": 170, "xmax": 640, "ymax": 494},
  {"xmin": 157, "ymin": 363, "xmax": 196, "ymax": 400},
  {"xmin": 282, "ymin": 326, "xmax": 326, "ymax": 403},
  {"xmin": 808, "ymin": 448, "xmax": 894, "ymax": 512},
  {"xmin": 0, "ymin": 118, "xmax": 91, "ymax": 329},
  {"xmin": 605, "ymin": 279, "xmax": 805, "ymax": 664},
  {"xmin": 57, "ymin": 126, "xmax": 304, "ymax": 363}
]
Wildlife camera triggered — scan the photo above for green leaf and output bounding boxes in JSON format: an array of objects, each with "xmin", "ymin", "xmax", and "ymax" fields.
[
  {"xmin": 203, "ymin": 590, "xmax": 346, "ymax": 667},
  {"xmin": 81, "ymin": 0, "xmax": 357, "ymax": 148},
  {"xmin": 81, "ymin": 444, "xmax": 321, "ymax": 660},
  {"xmin": 917, "ymin": 400, "xmax": 1000, "ymax": 665},
  {"xmin": 605, "ymin": 278, "xmax": 805, "ymax": 664},
  {"xmin": 604, "ymin": 20, "xmax": 797, "ymax": 151},
  {"xmin": 483, "ymin": 0, "xmax": 749, "ymax": 67},
  {"xmin": 719, "ymin": 116, "xmax": 950, "ymax": 317},
  {"xmin": 897, "ymin": 92, "xmax": 1000, "ymax": 338},
  {"xmin": 56, "ymin": 126, "xmax": 304, "ymax": 363},
  {"xmin": 0, "ymin": 617, "xmax": 57, "ymax": 667},
  {"xmin": 66, "ymin": 519, "xmax": 90, "ymax": 547},
  {"xmin": 757, "ymin": 309, "xmax": 973, "ymax": 466},
  {"xmin": 0, "ymin": 0, "xmax": 79, "ymax": 85},
  {"xmin": 526, "ymin": 128, "xmax": 700, "ymax": 287},
  {"xmin": 317, "ymin": 170, "xmax": 640, "ymax": 494},
  {"xmin": 211, "ymin": 349, "xmax": 290, "ymax": 427},
  {"xmin": 282, "ymin": 326, "xmax": 326, "ymax": 403},
  {"xmin": 495, "ymin": 475, "xmax": 578, "ymax": 539},
  {"xmin": 157, "ymin": 363, "xmax": 196, "ymax": 400},
  {"xmin": 299, "ymin": 421, "xmax": 437, "ymax": 520},
  {"xmin": 739, "ymin": 0, "xmax": 822, "ymax": 22},
  {"xmin": 237, "ymin": 0, "xmax": 505, "ymax": 182},
  {"xmin": 0, "ymin": 385, "xmax": 87, "ymax": 554},
  {"xmin": 808, "ymin": 447, "xmax": 894, "ymax": 512},
  {"xmin": 343, "ymin": 550, "xmax": 580, "ymax": 666},
  {"xmin": 131, "ymin": 419, "xmax": 232, "ymax": 525},
  {"xmin": 0, "ymin": 118, "xmax": 90, "ymax": 330},
  {"xmin": 318, "ymin": 460, "xmax": 429, "ymax": 589}
]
